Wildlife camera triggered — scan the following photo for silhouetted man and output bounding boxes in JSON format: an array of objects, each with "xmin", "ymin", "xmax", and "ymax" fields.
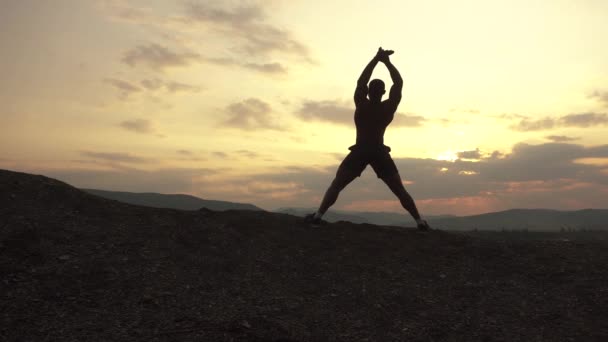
[{"xmin": 306, "ymin": 48, "xmax": 430, "ymax": 230}]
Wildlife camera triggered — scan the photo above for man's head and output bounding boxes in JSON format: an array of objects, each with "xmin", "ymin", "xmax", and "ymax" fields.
[{"xmin": 368, "ymin": 79, "xmax": 385, "ymax": 102}]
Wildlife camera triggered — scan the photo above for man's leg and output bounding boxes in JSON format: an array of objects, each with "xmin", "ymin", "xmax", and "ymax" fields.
[
  {"xmin": 381, "ymin": 172, "xmax": 422, "ymax": 221},
  {"xmin": 317, "ymin": 167, "xmax": 358, "ymax": 215}
]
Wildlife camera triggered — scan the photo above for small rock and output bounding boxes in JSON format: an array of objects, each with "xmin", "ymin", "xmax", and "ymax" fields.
[
  {"xmin": 241, "ymin": 320, "xmax": 251, "ymax": 329},
  {"xmin": 439, "ymin": 273, "xmax": 447, "ymax": 279},
  {"xmin": 58, "ymin": 255, "xmax": 71, "ymax": 261}
]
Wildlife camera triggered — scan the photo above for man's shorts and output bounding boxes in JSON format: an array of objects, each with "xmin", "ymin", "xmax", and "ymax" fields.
[{"xmin": 337, "ymin": 144, "xmax": 399, "ymax": 179}]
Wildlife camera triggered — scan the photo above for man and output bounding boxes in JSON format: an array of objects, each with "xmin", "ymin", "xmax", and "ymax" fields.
[{"xmin": 305, "ymin": 47, "xmax": 430, "ymax": 230}]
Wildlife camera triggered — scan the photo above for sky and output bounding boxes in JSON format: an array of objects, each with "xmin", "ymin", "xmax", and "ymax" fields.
[{"xmin": 1, "ymin": 0, "xmax": 608, "ymax": 216}]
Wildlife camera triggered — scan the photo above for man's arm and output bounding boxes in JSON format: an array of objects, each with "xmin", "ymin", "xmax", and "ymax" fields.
[
  {"xmin": 358, "ymin": 56, "xmax": 379, "ymax": 86},
  {"xmin": 354, "ymin": 56, "xmax": 380, "ymax": 106},
  {"xmin": 384, "ymin": 59, "xmax": 403, "ymax": 109}
]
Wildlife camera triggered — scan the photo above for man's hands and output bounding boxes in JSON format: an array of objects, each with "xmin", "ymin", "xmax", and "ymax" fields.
[{"xmin": 375, "ymin": 47, "xmax": 394, "ymax": 63}]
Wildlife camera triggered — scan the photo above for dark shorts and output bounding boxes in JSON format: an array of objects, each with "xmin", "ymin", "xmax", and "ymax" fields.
[{"xmin": 337, "ymin": 144, "xmax": 399, "ymax": 179}]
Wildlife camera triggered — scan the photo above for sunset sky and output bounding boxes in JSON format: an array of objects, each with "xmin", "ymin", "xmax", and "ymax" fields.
[{"xmin": 1, "ymin": 0, "xmax": 608, "ymax": 215}]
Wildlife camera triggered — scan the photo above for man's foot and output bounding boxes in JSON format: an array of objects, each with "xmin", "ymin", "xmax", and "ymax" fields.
[
  {"xmin": 304, "ymin": 213, "xmax": 324, "ymax": 228},
  {"xmin": 417, "ymin": 220, "xmax": 431, "ymax": 231}
]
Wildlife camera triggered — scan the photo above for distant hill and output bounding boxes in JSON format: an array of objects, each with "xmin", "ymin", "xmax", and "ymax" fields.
[
  {"xmin": 276, "ymin": 207, "xmax": 608, "ymax": 232},
  {"xmin": 430, "ymin": 208, "xmax": 608, "ymax": 231},
  {"xmin": 81, "ymin": 188, "xmax": 263, "ymax": 212},
  {"xmin": 2, "ymin": 168, "xmax": 608, "ymax": 341}
]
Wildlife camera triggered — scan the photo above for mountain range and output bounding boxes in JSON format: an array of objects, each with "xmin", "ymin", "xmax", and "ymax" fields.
[
  {"xmin": 81, "ymin": 189, "xmax": 607, "ymax": 231},
  {"xmin": 82, "ymin": 188, "xmax": 263, "ymax": 212}
]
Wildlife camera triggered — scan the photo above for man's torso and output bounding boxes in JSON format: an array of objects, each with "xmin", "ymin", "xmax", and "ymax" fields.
[{"xmin": 354, "ymin": 100, "xmax": 396, "ymax": 146}]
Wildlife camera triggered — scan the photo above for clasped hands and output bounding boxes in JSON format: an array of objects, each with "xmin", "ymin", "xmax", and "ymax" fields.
[{"xmin": 374, "ymin": 47, "xmax": 394, "ymax": 63}]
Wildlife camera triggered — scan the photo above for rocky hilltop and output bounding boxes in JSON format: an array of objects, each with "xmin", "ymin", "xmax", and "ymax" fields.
[{"xmin": 1, "ymin": 169, "xmax": 607, "ymax": 341}]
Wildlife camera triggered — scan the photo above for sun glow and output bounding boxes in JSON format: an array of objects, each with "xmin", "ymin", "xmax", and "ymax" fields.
[{"xmin": 437, "ymin": 151, "xmax": 458, "ymax": 162}]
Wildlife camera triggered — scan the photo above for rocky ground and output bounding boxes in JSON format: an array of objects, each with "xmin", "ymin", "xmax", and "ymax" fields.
[{"xmin": 1, "ymin": 169, "xmax": 607, "ymax": 341}]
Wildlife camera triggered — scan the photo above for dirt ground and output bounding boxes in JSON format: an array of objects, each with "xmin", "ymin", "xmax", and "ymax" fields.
[{"xmin": 2, "ymin": 169, "xmax": 607, "ymax": 341}]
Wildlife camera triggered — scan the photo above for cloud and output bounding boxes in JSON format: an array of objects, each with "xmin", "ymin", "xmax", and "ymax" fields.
[
  {"xmin": 119, "ymin": 118, "xmax": 161, "ymax": 136},
  {"xmin": 243, "ymin": 62, "xmax": 287, "ymax": 74},
  {"xmin": 240, "ymin": 141, "xmax": 608, "ymax": 211},
  {"xmin": 177, "ymin": 149, "xmax": 193, "ymax": 155},
  {"xmin": 590, "ymin": 90, "xmax": 608, "ymax": 107},
  {"xmin": 457, "ymin": 149, "xmax": 482, "ymax": 159},
  {"xmin": 140, "ymin": 78, "xmax": 202, "ymax": 93},
  {"xmin": 122, "ymin": 43, "xmax": 200, "ymax": 70},
  {"xmin": 201, "ymin": 150, "xmax": 265, "ymax": 161},
  {"xmin": 140, "ymin": 78, "xmax": 164, "ymax": 91},
  {"xmin": 296, "ymin": 100, "xmax": 353, "ymax": 125},
  {"xmin": 18, "ymin": 141, "xmax": 608, "ymax": 215},
  {"xmin": 184, "ymin": 1, "xmax": 312, "ymax": 62},
  {"xmin": 45, "ymin": 166, "xmax": 218, "ymax": 194},
  {"xmin": 510, "ymin": 117, "xmax": 557, "ymax": 131},
  {"xmin": 80, "ymin": 151, "xmax": 151, "ymax": 164},
  {"xmin": 201, "ymin": 56, "xmax": 287, "ymax": 75},
  {"xmin": 545, "ymin": 135, "xmax": 580, "ymax": 142},
  {"xmin": 221, "ymin": 98, "xmax": 282, "ymax": 130},
  {"xmin": 510, "ymin": 112, "xmax": 608, "ymax": 131},
  {"xmin": 560, "ymin": 112, "xmax": 608, "ymax": 127},
  {"xmin": 295, "ymin": 100, "xmax": 426, "ymax": 127},
  {"xmin": 98, "ymin": 0, "xmax": 158, "ymax": 24},
  {"xmin": 100, "ymin": 1, "xmax": 312, "ymax": 74},
  {"xmin": 391, "ymin": 113, "xmax": 426, "ymax": 127},
  {"xmin": 165, "ymin": 81, "xmax": 202, "ymax": 93},
  {"xmin": 103, "ymin": 78, "xmax": 141, "ymax": 99},
  {"xmin": 236, "ymin": 150, "xmax": 260, "ymax": 159}
]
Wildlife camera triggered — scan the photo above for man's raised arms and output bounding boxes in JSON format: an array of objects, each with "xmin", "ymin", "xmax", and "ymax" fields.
[
  {"xmin": 354, "ymin": 51, "xmax": 380, "ymax": 106},
  {"xmin": 381, "ymin": 55, "xmax": 403, "ymax": 109}
]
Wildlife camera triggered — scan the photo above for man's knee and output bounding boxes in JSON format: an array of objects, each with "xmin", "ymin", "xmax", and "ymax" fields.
[
  {"xmin": 380, "ymin": 171, "xmax": 401, "ymax": 185},
  {"xmin": 332, "ymin": 169, "xmax": 357, "ymax": 190}
]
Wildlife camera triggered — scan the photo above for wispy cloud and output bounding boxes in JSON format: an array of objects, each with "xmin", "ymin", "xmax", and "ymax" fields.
[
  {"xmin": 295, "ymin": 100, "xmax": 353, "ymax": 125},
  {"xmin": 201, "ymin": 57, "xmax": 287, "ymax": 75},
  {"xmin": 122, "ymin": 43, "xmax": 200, "ymax": 70},
  {"xmin": 177, "ymin": 149, "xmax": 193, "ymax": 155},
  {"xmin": 457, "ymin": 149, "xmax": 482, "ymax": 159},
  {"xmin": 100, "ymin": 1, "xmax": 312, "ymax": 74},
  {"xmin": 545, "ymin": 135, "xmax": 580, "ymax": 142},
  {"xmin": 510, "ymin": 117, "xmax": 557, "ymax": 131},
  {"xmin": 103, "ymin": 78, "xmax": 141, "ymax": 99},
  {"xmin": 119, "ymin": 118, "xmax": 163, "ymax": 137},
  {"xmin": 184, "ymin": 1, "xmax": 312, "ymax": 62},
  {"xmin": 295, "ymin": 100, "xmax": 426, "ymax": 127},
  {"xmin": 560, "ymin": 112, "xmax": 608, "ymax": 127},
  {"xmin": 44, "ymin": 166, "xmax": 218, "ymax": 194},
  {"xmin": 221, "ymin": 98, "xmax": 282, "ymax": 130},
  {"xmin": 80, "ymin": 151, "xmax": 151, "ymax": 164},
  {"xmin": 140, "ymin": 78, "xmax": 202, "ymax": 93},
  {"xmin": 391, "ymin": 113, "xmax": 427, "ymax": 127},
  {"xmin": 212, "ymin": 151, "xmax": 228, "ymax": 159},
  {"xmin": 590, "ymin": 90, "xmax": 608, "ymax": 107},
  {"xmin": 510, "ymin": 112, "xmax": 608, "ymax": 131},
  {"xmin": 243, "ymin": 62, "xmax": 287, "ymax": 74},
  {"xmin": 236, "ymin": 150, "xmax": 260, "ymax": 159}
]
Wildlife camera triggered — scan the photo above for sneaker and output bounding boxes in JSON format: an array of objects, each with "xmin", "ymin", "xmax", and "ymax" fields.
[
  {"xmin": 417, "ymin": 220, "xmax": 431, "ymax": 231},
  {"xmin": 304, "ymin": 213, "xmax": 324, "ymax": 228}
]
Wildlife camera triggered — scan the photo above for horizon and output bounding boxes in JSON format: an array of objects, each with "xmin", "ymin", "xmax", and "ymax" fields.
[
  {"xmin": 2, "ymin": 1, "xmax": 608, "ymax": 216},
  {"xmin": 75, "ymin": 182, "xmax": 608, "ymax": 216}
]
